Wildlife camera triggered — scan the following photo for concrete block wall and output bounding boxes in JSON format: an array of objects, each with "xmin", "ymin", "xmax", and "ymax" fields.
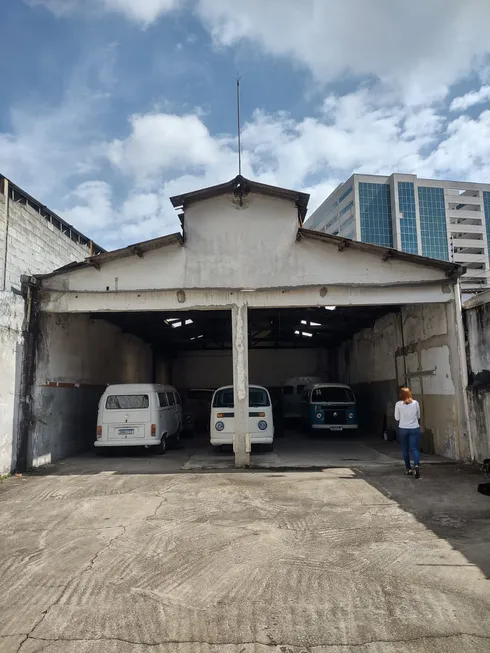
[
  {"xmin": 30, "ymin": 313, "xmax": 153, "ymax": 467},
  {"xmin": 464, "ymin": 296, "xmax": 490, "ymax": 462},
  {"xmin": 1, "ymin": 192, "xmax": 92, "ymax": 291},
  {"xmin": 0, "ymin": 292, "xmax": 24, "ymax": 474},
  {"xmin": 336, "ymin": 303, "xmax": 467, "ymax": 459}
]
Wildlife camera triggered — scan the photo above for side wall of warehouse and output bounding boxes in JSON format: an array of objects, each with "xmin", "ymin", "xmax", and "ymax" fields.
[
  {"xmin": 29, "ymin": 313, "xmax": 152, "ymax": 467},
  {"xmin": 336, "ymin": 302, "xmax": 469, "ymax": 459},
  {"xmin": 0, "ymin": 292, "xmax": 24, "ymax": 474},
  {"xmin": 464, "ymin": 295, "xmax": 490, "ymax": 462}
]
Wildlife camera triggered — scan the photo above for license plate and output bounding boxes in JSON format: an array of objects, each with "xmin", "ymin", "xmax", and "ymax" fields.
[
  {"xmin": 118, "ymin": 428, "xmax": 134, "ymax": 435},
  {"xmin": 331, "ymin": 427, "xmax": 343, "ymax": 431}
]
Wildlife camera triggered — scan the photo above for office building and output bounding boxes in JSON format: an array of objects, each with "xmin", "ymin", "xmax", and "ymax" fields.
[{"xmin": 305, "ymin": 174, "xmax": 490, "ymax": 291}]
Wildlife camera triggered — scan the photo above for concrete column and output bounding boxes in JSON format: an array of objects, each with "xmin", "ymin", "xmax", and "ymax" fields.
[{"xmin": 232, "ymin": 301, "xmax": 250, "ymax": 467}]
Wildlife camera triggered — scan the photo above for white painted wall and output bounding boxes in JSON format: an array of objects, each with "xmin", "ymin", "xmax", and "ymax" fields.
[
  {"xmin": 0, "ymin": 292, "xmax": 24, "ymax": 474},
  {"xmin": 30, "ymin": 314, "xmax": 153, "ymax": 467},
  {"xmin": 41, "ymin": 192, "xmax": 454, "ymax": 296},
  {"xmin": 336, "ymin": 303, "xmax": 468, "ymax": 459},
  {"xmin": 171, "ymin": 348, "xmax": 329, "ymax": 390}
]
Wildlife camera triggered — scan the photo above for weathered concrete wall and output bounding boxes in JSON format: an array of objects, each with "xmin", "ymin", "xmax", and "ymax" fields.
[
  {"xmin": 464, "ymin": 292, "xmax": 490, "ymax": 462},
  {"xmin": 30, "ymin": 314, "xmax": 152, "ymax": 467},
  {"xmin": 0, "ymin": 190, "xmax": 91, "ymax": 291},
  {"xmin": 42, "ymin": 192, "xmax": 455, "ymax": 296},
  {"xmin": 0, "ymin": 292, "xmax": 24, "ymax": 474},
  {"xmin": 336, "ymin": 303, "xmax": 468, "ymax": 459},
  {"xmin": 172, "ymin": 348, "xmax": 329, "ymax": 391}
]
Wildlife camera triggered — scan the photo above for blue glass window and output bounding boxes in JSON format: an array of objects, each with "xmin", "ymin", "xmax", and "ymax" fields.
[
  {"xmin": 398, "ymin": 182, "xmax": 418, "ymax": 254},
  {"xmin": 339, "ymin": 201, "xmax": 353, "ymax": 218},
  {"xmin": 359, "ymin": 182, "xmax": 393, "ymax": 247},
  {"xmin": 418, "ymin": 187, "xmax": 449, "ymax": 261},
  {"xmin": 483, "ymin": 192, "xmax": 490, "ymax": 262},
  {"xmin": 338, "ymin": 185, "xmax": 353, "ymax": 204}
]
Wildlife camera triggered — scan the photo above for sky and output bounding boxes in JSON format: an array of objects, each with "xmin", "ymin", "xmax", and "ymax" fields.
[{"xmin": 3, "ymin": 1, "xmax": 490, "ymax": 249}]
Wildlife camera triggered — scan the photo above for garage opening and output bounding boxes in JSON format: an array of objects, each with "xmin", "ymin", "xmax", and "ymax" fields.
[{"xmin": 31, "ymin": 300, "xmax": 449, "ymax": 468}]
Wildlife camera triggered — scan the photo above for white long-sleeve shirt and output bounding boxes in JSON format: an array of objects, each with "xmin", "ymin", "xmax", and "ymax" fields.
[{"xmin": 394, "ymin": 400, "xmax": 420, "ymax": 429}]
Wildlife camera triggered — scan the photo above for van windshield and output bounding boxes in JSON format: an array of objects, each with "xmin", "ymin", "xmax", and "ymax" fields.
[
  {"xmin": 213, "ymin": 388, "xmax": 270, "ymax": 408},
  {"xmin": 311, "ymin": 387, "xmax": 355, "ymax": 403},
  {"xmin": 106, "ymin": 395, "xmax": 149, "ymax": 410}
]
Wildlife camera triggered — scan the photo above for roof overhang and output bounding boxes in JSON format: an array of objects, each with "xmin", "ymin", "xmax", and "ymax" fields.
[
  {"xmin": 37, "ymin": 232, "xmax": 183, "ymax": 280},
  {"xmin": 170, "ymin": 175, "xmax": 310, "ymax": 218},
  {"xmin": 298, "ymin": 228, "xmax": 465, "ymax": 279}
]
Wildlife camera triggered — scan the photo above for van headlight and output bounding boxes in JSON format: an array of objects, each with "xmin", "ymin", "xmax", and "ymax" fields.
[
  {"xmin": 215, "ymin": 421, "xmax": 225, "ymax": 432},
  {"xmin": 258, "ymin": 420, "xmax": 267, "ymax": 431},
  {"xmin": 349, "ymin": 413, "xmax": 354, "ymax": 419}
]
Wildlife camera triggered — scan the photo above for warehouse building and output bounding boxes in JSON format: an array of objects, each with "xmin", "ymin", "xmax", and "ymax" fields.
[{"xmin": 14, "ymin": 175, "xmax": 473, "ymax": 469}]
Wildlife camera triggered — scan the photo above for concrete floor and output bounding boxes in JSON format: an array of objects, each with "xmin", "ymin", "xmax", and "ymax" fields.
[
  {"xmin": 49, "ymin": 431, "xmax": 449, "ymax": 476},
  {"xmin": 1, "ymin": 455, "xmax": 489, "ymax": 652}
]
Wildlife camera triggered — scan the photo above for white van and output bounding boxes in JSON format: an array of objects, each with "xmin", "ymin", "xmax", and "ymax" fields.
[
  {"xmin": 282, "ymin": 376, "xmax": 323, "ymax": 419},
  {"xmin": 95, "ymin": 384, "xmax": 182, "ymax": 454},
  {"xmin": 210, "ymin": 385, "xmax": 274, "ymax": 452}
]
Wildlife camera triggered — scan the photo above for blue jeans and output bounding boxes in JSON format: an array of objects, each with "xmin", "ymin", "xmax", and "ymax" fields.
[{"xmin": 399, "ymin": 427, "xmax": 420, "ymax": 468}]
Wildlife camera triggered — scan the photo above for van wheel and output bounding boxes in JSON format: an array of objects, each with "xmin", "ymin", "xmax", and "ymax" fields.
[
  {"xmin": 156, "ymin": 437, "xmax": 167, "ymax": 455},
  {"xmin": 212, "ymin": 445, "xmax": 222, "ymax": 454},
  {"xmin": 264, "ymin": 443, "xmax": 274, "ymax": 452}
]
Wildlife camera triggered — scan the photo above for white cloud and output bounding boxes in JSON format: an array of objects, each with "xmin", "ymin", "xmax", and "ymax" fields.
[
  {"xmin": 450, "ymin": 85, "xmax": 490, "ymax": 112},
  {"xmin": 28, "ymin": 0, "xmax": 184, "ymax": 24},
  {"xmin": 196, "ymin": 0, "xmax": 490, "ymax": 103},
  {"xmin": 107, "ymin": 112, "xmax": 231, "ymax": 184}
]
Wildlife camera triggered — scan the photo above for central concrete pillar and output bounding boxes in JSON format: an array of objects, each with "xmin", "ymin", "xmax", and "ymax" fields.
[{"xmin": 232, "ymin": 302, "xmax": 250, "ymax": 467}]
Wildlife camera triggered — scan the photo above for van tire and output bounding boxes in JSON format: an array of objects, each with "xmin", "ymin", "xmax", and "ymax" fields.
[
  {"xmin": 212, "ymin": 445, "xmax": 222, "ymax": 454},
  {"xmin": 156, "ymin": 437, "xmax": 167, "ymax": 455},
  {"xmin": 264, "ymin": 443, "xmax": 274, "ymax": 452}
]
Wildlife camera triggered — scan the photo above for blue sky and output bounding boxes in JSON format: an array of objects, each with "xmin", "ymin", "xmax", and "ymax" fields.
[{"xmin": 3, "ymin": 0, "xmax": 490, "ymax": 249}]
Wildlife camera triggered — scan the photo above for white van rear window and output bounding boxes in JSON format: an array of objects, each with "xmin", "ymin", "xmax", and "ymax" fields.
[
  {"xmin": 213, "ymin": 388, "xmax": 270, "ymax": 408},
  {"xmin": 106, "ymin": 395, "xmax": 149, "ymax": 410}
]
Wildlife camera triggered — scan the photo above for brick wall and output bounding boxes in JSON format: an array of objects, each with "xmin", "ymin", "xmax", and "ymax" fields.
[{"xmin": 0, "ymin": 190, "xmax": 93, "ymax": 291}]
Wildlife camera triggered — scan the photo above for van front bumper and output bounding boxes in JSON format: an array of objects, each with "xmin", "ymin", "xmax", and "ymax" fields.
[{"xmin": 211, "ymin": 434, "xmax": 274, "ymax": 446}]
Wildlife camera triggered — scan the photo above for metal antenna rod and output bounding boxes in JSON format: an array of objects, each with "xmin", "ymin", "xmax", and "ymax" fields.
[{"xmin": 236, "ymin": 75, "xmax": 242, "ymax": 176}]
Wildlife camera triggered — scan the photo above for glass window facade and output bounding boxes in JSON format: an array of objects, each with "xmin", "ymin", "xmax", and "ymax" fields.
[
  {"xmin": 484, "ymin": 191, "xmax": 490, "ymax": 262},
  {"xmin": 339, "ymin": 201, "xmax": 353, "ymax": 218},
  {"xmin": 398, "ymin": 182, "xmax": 418, "ymax": 254},
  {"xmin": 338, "ymin": 185, "xmax": 353, "ymax": 204},
  {"xmin": 418, "ymin": 187, "xmax": 449, "ymax": 261},
  {"xmin": 359, "ymin": 182, "xmax": 393, "ymax": 247}
]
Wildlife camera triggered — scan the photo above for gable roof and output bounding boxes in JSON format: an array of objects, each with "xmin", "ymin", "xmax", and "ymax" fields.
[
  {"xmin": 36, "ymin": 232, "xmax": 183, "ymax": 279},
  {"xmin": 170, "ymin": 174, "xmax": 310, "ymax": 217}
]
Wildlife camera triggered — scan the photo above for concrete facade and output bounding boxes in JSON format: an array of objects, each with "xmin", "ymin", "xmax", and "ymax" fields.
[
  {"xmin": 0, "ymin": 176, "xmax": 102, "ymax": 474},
  {"xmin": 464, "ymin": 290, "xmax": 490, "ymax": 462},
  {"xmin": 29, "ymin": 313, "xmax": 152, "ymax": 468},
  {"xmin": 0, "ymin": 292, "xmax": 24, "ymax": 475},
  {"xmin": 31, "ymin": 177, "xmax": 469, "ymax": 467},
  {"xmin": 337, "ymin": 303, "xmax": 471, "ymax": 459}
]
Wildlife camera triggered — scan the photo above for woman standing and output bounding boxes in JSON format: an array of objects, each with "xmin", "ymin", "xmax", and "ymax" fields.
[{"xmin": 394, "ymin": 387, "xmax": 421, "ymax": 479}]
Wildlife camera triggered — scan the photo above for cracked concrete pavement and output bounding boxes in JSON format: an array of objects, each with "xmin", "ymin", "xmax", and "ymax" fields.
[{"xmin": 0, "ymin": 461, "xmax": 489, "ymax": 652}]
